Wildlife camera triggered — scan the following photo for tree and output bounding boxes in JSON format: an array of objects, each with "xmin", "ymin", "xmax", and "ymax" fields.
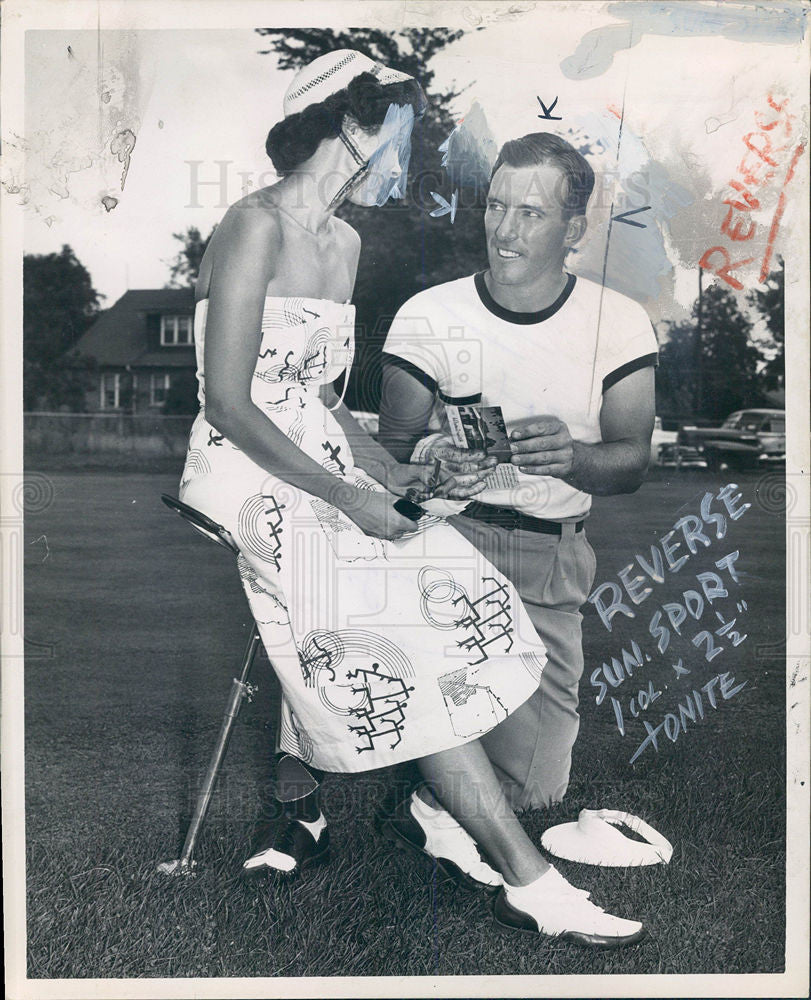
[
  {"xmin": 167, "ymin": 225, "xmax": 216, "ymax": 288},
  {"xmin": 654, "ymin": 322, "xmax": 695, "ymax": 422},
  {"xmin": 255, "ymin": 27, "xmax": 487, "ymax": 411},
  {"xmin": 656, "ymin": 281, "xmax": 765, "ymax": 422},
  {"xmin": 748, "ymin": 258, "xmax": 784, "ymax": 391},
  {"xmin": 24, "ymin": 245, "xmax": 102, "ymax": 410}
]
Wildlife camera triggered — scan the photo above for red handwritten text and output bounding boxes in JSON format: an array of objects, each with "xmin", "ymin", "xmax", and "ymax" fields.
[{"xmin": 700, "ymin": 95, "xmax": 805, "ymax": 290}]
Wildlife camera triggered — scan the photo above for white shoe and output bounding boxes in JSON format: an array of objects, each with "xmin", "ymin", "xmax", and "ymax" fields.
[
  {"xmin": 495, "ymin": 865, "xmax": 646, "ymax": 947},
  {"xmin": 378, "ymin": 791, "xmax": 502, "ymax": 892}
]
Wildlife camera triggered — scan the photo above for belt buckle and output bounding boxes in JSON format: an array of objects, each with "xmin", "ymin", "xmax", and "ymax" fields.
[{"xmin": 500, "ymin": 508, "xmax": 520, "ymax": 531}]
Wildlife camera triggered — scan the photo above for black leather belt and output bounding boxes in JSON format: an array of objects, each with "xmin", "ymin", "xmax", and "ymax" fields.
[{"xmin": 460, "ymin": 500, "xmax": 584, "ymax": 535}]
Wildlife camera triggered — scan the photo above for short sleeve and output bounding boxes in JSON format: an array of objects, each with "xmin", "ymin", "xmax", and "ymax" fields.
[
  {"xmin": 383, "ymin": 293, "xmax": 450, "ymax": 394},
  {"xmin": 600, "ymin": 294, "xmax": 659, "ymax": 393}
]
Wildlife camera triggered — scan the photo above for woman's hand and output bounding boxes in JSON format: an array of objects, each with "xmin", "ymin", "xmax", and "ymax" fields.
[
  {"xmin": 385, "ymin": 461, "xmax": 439, "ymax": 500},
  {"xmin": 343, "ymin": 487, "xmax": 420, "ymax": 540}
]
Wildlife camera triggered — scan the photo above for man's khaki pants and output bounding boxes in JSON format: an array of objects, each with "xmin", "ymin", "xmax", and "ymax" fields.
[{"xmin": 448, "ymin": 514, "xmax": 598, "ymax": 811}]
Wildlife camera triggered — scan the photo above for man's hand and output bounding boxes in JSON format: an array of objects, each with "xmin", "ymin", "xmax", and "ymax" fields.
[
  {"xmin": 386, "ymin": 446, "xmax": 495, "ymax": 501},
  {"xmin": 433, "ymin": 442, "xmax": 498, "ymax": 498},
  {"xmin": 414, "ymin": 435, "xmax": 498, "ymax": 499},
  {"xmin": 507, "ymin": 368, "xmax": 655, "ymax": 494},
  {"xmin": 509, "ymin": 417, "xmax": 578, "ymax": 479}
]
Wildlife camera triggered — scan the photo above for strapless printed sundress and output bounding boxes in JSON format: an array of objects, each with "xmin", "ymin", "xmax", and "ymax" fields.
[{"xmin": 180, "ymin": 296, "xmax": 547, "ymax": 772}]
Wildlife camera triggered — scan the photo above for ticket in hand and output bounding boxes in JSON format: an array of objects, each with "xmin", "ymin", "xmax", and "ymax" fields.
[{"xmin": 445, "ymin": 402, "xmax": 513, "ymax": 463}]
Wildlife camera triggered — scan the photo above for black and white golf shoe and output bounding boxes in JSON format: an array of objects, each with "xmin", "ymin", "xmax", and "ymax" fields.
[
  {"xmin": 242, "ymin": 814, "xmax": 330, "ymax": 879},
  {"xmin": 377, "ymin": 791, "xmax": 502, "ymax": 894},
  {"xmin": 493, "ymin": 865, "xmax": 647, "ymax": 948}
]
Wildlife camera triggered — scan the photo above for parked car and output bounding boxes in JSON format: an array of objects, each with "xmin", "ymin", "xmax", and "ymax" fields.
[
  {"xmin": 677, "ymin": 408, "xmax": 785, "ymax": 471},
  {"xmin": 650, "ymin": 417, "xmax": 679, "ymax": 465},
  {"xmin": 722, "ymin": 409, "xmax": 786, "ymax": 461}
]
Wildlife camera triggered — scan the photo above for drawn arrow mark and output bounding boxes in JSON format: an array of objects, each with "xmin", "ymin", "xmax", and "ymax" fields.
[
  {"xmin": 429, "ymin": 190, "xmax": 458, "ymax": 224},
  {"xmin": 536, "ymin": 96, "xmax": 562, "ymax": 121},
  {"xmin": 612, "ymin": 205, "xmax": 651, "ymax": 228}
]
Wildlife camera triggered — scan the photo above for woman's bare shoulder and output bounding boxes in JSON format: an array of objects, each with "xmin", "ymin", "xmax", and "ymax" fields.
[
  {"xmin": 216, "ymin": 192, "xmax": 284, "ymax": 244},
  {"xmin": 195, "ymin": 195, "xmax": 282, "ymax": 301},
  {"xmin": 333, "ymin": 217, "xmax": 361, "ymax": 265},
  {"xmin": 333, "ymin": 215, "xmax": 361, "ymax": 249}
]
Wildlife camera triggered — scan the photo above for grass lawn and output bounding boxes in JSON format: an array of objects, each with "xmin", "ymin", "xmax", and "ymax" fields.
[{"xmin": 22, "ymin": 467, "xmax": 786, "ymax": 979}]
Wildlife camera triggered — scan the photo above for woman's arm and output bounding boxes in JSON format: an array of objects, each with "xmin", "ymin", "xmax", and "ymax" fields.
[
  {"xmin": 318, "ymin": 222, "xmax": 436, "ymax": 497},
  {"xmin": 201, "ymin": 203, "xmax": 413, "ymax": 538},
  {"xmin": 322, "ymin": 387, "xmax": 438, "ymax": 497},
  {"xmin": 203, "ymin": 205, "xmax": 351, "ymax": 504}
]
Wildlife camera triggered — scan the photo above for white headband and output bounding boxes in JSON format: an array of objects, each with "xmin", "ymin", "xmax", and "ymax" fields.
[{"xmin": 283, "ymin": 49, "xmax": 413, "ymax": 117}]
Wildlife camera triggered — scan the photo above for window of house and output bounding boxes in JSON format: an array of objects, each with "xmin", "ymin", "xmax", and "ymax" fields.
[
  {"xmin": 160, "ymin": 315, "xmax": 193, "ymax": 346},
  {"xmin": 150, "ymin": 373, "xmax": 172, "ymax": 406},
  {"xmin": 100, "ymin": 373, "xmax": 120, "ymax": 410}
]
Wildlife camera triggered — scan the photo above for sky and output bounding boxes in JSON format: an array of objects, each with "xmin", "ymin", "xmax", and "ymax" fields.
[
  {"xmin": 18, "ymin": 7, "xmax": 806, "ymax": 326},
  {"xmin": 23, "ymin": 29, "xmax": 287, "ymax": 303}
]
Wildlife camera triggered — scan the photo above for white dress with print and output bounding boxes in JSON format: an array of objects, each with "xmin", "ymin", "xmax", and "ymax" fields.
[{"xmin": 179, "ymin": 296, "xmax": 546, "ymax": 772}]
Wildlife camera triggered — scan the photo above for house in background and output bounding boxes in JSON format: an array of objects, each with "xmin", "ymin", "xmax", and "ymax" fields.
[{"xmin": 72, "ymin": 288, "xmax": 198, "ymax": 413}]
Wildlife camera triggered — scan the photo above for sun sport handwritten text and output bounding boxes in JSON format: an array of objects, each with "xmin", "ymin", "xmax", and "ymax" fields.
[{"xmin": 587, "ymin": 484, "xmax": 752, "ymax": 762}]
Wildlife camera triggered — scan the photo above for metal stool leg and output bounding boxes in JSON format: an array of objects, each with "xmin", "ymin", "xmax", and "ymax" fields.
[{"xmin": 158, "ymin": 624, "xmax": 262, "ymax": 875}]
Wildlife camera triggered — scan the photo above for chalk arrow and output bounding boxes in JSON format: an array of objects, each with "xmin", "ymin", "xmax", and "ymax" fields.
[
  {"xmin": 612, "ymin": 205, "xmax": 651, "ymax": 228},
  {"xmin": 536, "ymin": 96, "xmax": 562, "ymax": 120},
  {"xmin": 429, "ymin": 190, "xmax": 458, "ymax": 224}
]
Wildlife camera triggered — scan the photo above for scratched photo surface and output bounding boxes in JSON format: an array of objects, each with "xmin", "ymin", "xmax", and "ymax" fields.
[{"xmin": 4, "ymin": 1, "xmax": 809, "ymax": 997}]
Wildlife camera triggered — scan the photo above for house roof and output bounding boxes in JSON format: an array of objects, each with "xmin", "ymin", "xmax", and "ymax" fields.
[{"xmin": 72, "ymin": 288, "xmax": 195, "ymax": 367}]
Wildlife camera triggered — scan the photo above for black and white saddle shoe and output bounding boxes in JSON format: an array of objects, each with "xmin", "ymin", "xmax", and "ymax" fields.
[
  {"xmin": 242, "ymin": 815, "xmax": 330, "ymax": 879},
  {"xmin": 493, "ymin": 865, "xmax": 647, "ymax": 948},
  {"xmin": 377, "ymin": 792, "xmax": 502, "ymax": 894}
]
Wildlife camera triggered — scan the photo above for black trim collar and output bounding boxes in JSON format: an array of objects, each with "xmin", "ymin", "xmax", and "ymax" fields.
[{"xmin": 474, "ymin": 270, "xmax": 576, "ymax": 325}]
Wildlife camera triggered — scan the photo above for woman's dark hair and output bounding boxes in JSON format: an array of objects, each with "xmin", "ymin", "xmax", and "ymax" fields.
[
  {"xmin": 490, "ymin": 132, "xmax": 595, "ymax": 217},
  {"xmin": 266, "ymin": 71, "xmax": 426, "ymax": 175}
]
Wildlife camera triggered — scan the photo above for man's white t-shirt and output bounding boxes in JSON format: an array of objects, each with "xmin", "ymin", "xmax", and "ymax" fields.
[{"xmin": 383, "ymin": 271, "xmax": 658, "ymax": 520}]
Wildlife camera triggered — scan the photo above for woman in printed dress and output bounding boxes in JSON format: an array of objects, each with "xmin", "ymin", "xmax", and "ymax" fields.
[{"xmin": 179, "ymin": 49, "xmax": 644, "ymax": 946}]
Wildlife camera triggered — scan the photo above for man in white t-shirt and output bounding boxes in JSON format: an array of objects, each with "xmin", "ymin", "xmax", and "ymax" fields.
[{"xmin": 379, "ymin": 131, "xmax": 657, "ymax": 812}]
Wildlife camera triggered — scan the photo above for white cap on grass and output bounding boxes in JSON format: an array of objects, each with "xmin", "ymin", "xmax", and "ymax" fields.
[{"xmin": 541, "ymin": 809, "xmax": 673, "ymax": 867}]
